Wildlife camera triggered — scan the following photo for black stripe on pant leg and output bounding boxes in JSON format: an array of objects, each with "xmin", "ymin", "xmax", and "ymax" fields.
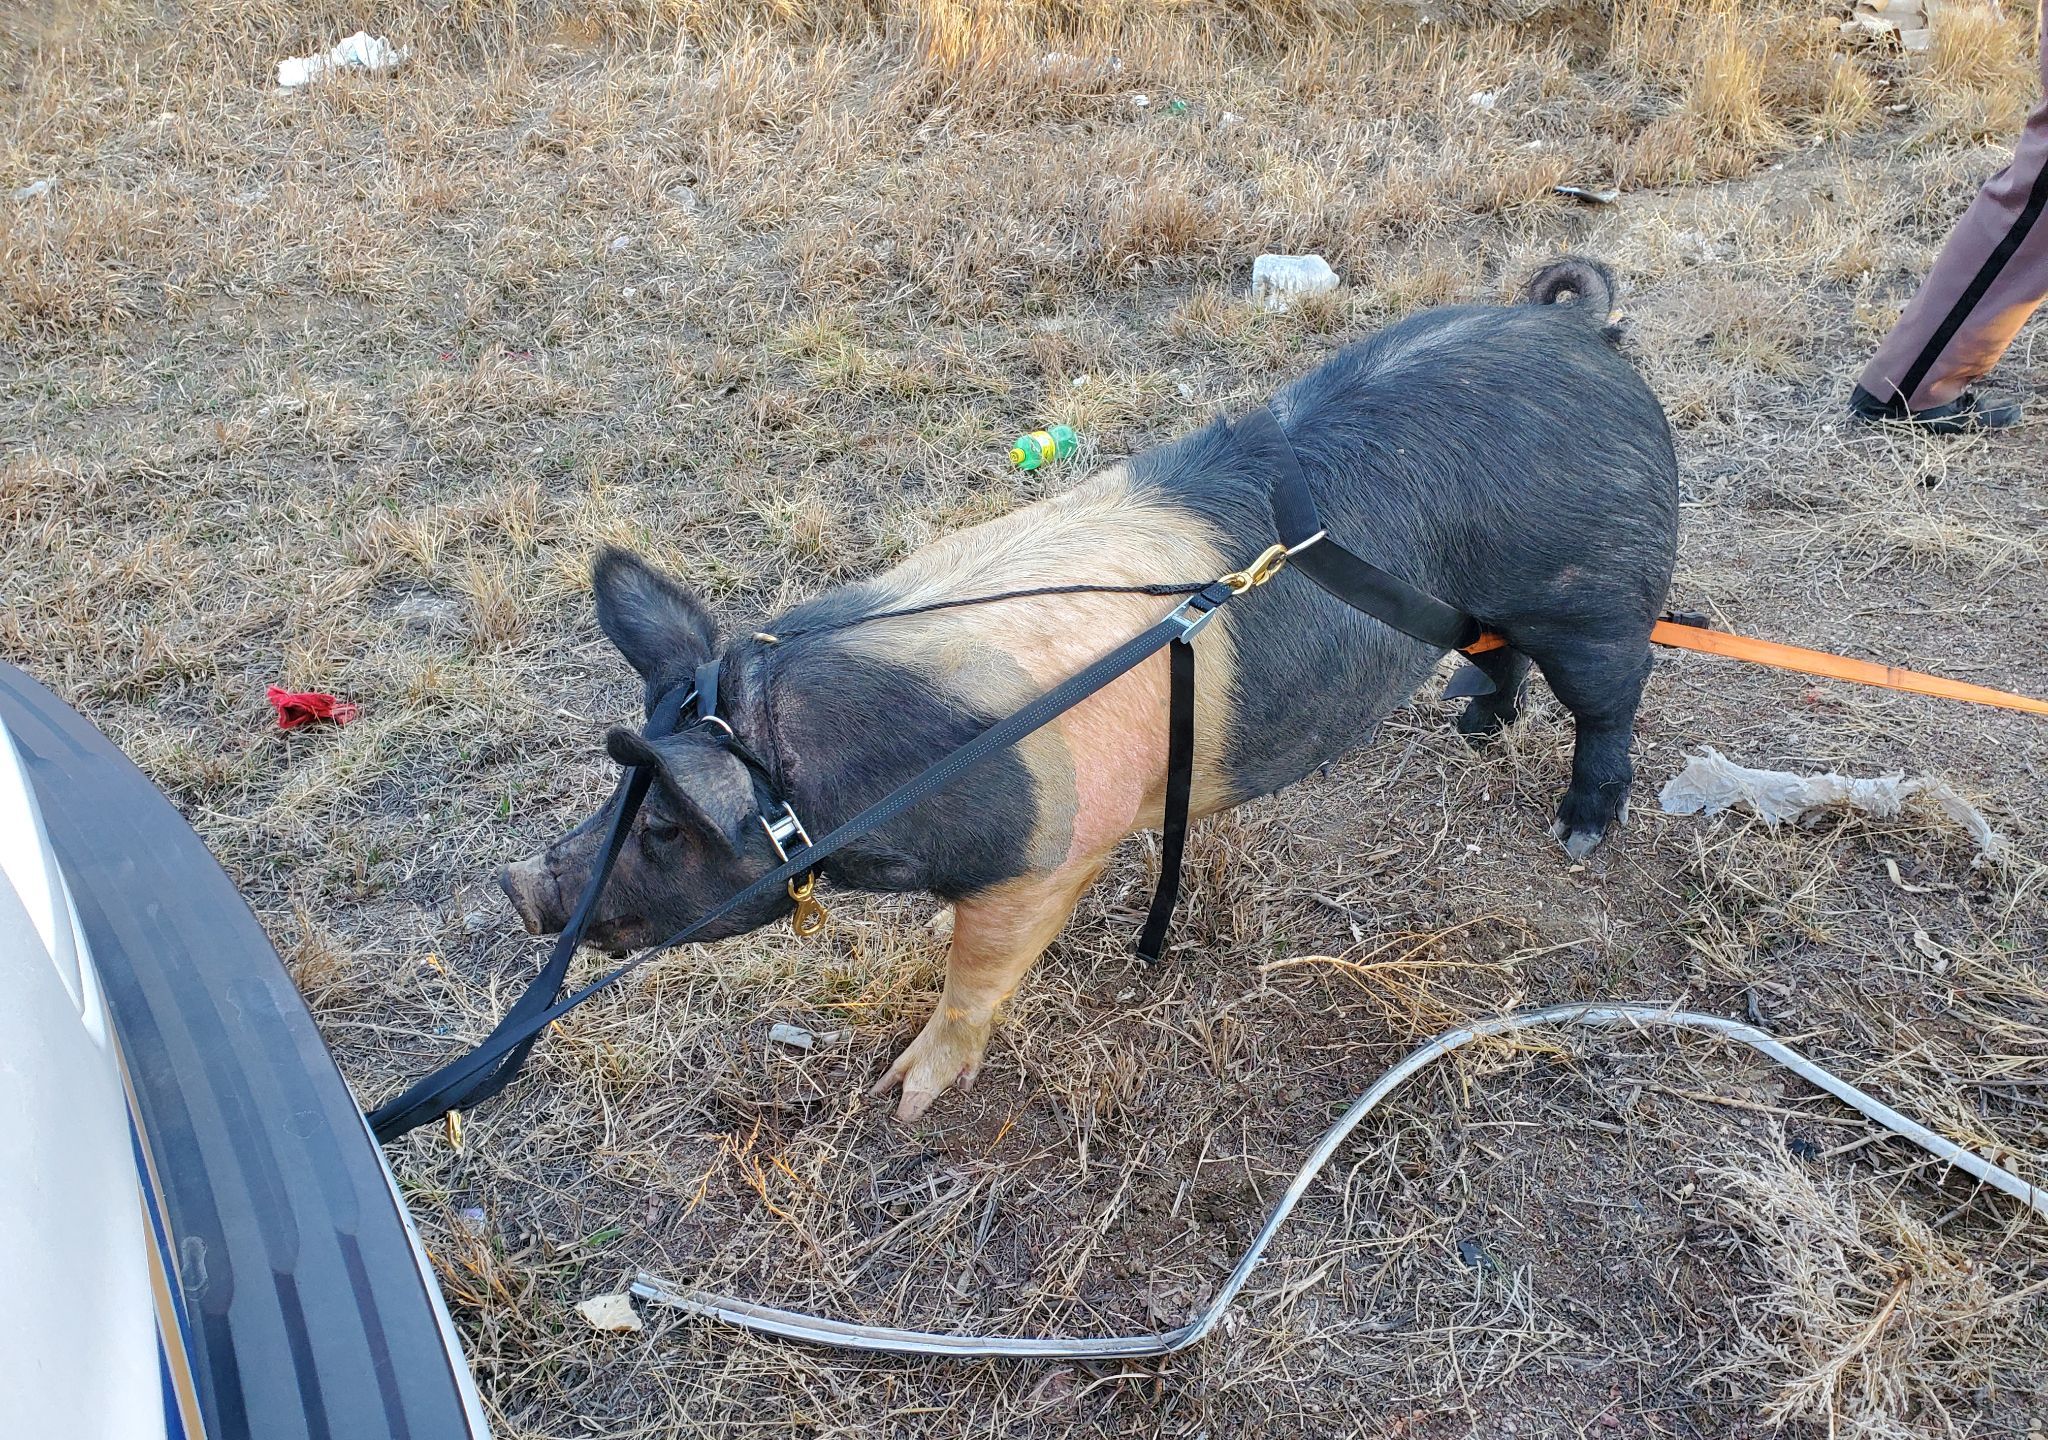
[{"xmin": 1895, "ymin": 137, "xmax": 2048, "ymax": 403}]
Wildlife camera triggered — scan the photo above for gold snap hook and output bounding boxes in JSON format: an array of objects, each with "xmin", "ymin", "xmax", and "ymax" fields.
[
  {"xmin": 1221, "ymin": 543, "xmax": 1291, "ymax": 594},
  {"xmin": 443, "ymin": 1108, "xmax": 465, "ymax": 1151},
  {"xmin": 787, "ymin": 873, "xmax": 829, "ymax": 939}
]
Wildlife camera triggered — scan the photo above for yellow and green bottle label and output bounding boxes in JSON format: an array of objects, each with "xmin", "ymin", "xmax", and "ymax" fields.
[{"xmin": 1010, "ymin": 424, "xmax": 1078, "ymax": 471}]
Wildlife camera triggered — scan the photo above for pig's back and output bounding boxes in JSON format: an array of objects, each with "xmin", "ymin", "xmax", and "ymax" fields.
[{"xmin": 1130, "ymin": 299, "xmax": 1678, "ymax": 804}]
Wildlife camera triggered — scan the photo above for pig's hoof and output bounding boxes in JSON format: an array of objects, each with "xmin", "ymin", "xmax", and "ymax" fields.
[
  {"xmin": 869, "ymin": 1011, "xmax": 991, "ymax": 1122},
  {"xmin": 1456, "ymin": 699, "xmax": 1513, "ymax": 745},
  {"xmin": 1550, "ymin": 817, "xmax": 1608, "ymax": 861},
  {"xmin": 1552, "ymin": 784, "xmax": 1629, "ymax": 861}
]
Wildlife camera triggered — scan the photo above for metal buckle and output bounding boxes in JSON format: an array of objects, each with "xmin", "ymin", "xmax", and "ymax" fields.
[
  {"xmin": 760, "ymin": 805, "xmax": 829, "ymax": 939},
  {"xmin": 785, "ymin": 874, "xmax": 828, "ymax": 939},
  {"xmin": 1168, "ymin": 593, "xmax": 1223, "ymax": 643},
  {"xmin": 761, "ymin": 803, "xmax": 811, "ymax": 860}
]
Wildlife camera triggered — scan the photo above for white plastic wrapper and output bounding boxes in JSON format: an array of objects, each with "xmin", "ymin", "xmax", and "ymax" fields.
[
  {"xmin": 277, "ymin": 31, "xmax": 407, "ymax": 89},
  {"xmin": 1250, "ymin": 254, "xmax": 1340, "ymax": 312},
  {"xmin": 1658, "ymin": 746, "xmax": 2004, "ymax": 863}
]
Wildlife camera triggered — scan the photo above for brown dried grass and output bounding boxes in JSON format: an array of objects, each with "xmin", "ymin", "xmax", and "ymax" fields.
[{"xmin": 4, "ymin": 2, "xmax": 2046, "ymax": 1436}]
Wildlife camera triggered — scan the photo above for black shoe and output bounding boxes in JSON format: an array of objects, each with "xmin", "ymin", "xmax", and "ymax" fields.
[{"xmin": 1848, "ymin": 384, "xmax": 2023, "ymax": 433}]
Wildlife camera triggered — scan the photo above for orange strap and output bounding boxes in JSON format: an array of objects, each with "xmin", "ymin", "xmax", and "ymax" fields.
[{"xmin": 1463, "ymin": 623, "xmax": 2048, "ymax": 718}]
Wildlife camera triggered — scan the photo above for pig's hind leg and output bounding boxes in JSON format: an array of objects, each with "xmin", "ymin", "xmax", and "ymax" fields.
[
  {"xmin": 871, "ymin": 854, "xmax": 1106, "ymax": 1122},
  {"xmin": 1520, "ymin": 630, "xmax": 1655, "ymax": 860},
  {"xmin": 1452, "ymin": 645, "xmax": 1533, "ymax": 742}
]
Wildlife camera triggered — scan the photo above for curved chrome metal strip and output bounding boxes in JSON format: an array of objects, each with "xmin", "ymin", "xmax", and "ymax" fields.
[{"xmin": 633, "ymin": 1003, "xmax": 2046, "ymax": 1359}]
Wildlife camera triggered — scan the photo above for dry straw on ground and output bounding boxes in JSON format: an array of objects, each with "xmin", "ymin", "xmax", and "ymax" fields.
[{"xmin": 4, "ymin": 2, "xmax": 2046, "ymax": 1436}]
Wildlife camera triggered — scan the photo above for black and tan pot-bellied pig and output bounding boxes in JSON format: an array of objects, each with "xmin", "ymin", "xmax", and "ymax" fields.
[{"xmin": 500, "ymin": 257, "xmax": 1679, "ymax": 1120}]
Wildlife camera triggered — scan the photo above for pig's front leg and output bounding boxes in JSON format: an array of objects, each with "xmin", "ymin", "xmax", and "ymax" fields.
[{"xmin": 871, "ymin": 856, "xmax": 1105, "ymax": 1122}]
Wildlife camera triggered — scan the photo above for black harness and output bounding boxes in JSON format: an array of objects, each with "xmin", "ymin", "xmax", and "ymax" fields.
[{"xmin": 367, "ymin": 408, "xmax": 1490, "ymax": 1143}]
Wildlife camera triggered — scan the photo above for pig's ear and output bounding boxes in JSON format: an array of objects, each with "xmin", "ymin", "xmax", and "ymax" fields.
[
  {"xmin": 592, "ymin": 547, "xmax": 718, "ymax": 694},
  {"xmin": 605, "ymin": 728, "xmax": 756, "ymax": 852}
]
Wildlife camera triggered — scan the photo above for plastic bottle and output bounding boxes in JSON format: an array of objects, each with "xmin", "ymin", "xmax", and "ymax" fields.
[{"xmin": 1010, "ymin": 424, "xmax": 1078, "ymax": 471}]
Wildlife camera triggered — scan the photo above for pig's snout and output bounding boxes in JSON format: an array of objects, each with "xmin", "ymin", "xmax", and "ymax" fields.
[{"xmin": 499, "ymin": 857, "xmax": 560, "ymax": 936}]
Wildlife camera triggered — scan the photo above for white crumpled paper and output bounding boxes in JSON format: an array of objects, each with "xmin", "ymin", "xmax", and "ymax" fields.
[
  {"xmin": 1658, "ymin": 747, "xmax": 2005, "ymax": 864},
  {"xmin": 575, "ymin": 1292, "xmax": 643, "ymax": 1332},
  {"xmin": 277, "ymin": 31, "xmax": 408, "ymax": 89},
  {"xmin": 1250, "ymin": 253, "xmax": 1340, "ymax": 312}
]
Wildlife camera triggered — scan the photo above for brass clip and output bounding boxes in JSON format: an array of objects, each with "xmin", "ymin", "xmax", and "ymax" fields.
[
  {"xmin": 444, "ymin": 1108, "xmax": 465, "ymax": 1151},
  {"xmin": 787, "ymin": 873, "xmax": 829, "ymax": 938},
  {"xmin": 1221, "ymin": 543, "xmax": 1291, "ymax": 594}
]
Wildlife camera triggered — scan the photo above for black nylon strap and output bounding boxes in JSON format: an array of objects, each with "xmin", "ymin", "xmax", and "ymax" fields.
[
  {"xmin": 1136, "ymin": 631, "xmax": 1198, "ymax": 963},
  {"xmin": 1242, "ymin": 407, "xmax": 1484, "ymax": 653},
  {"xmin": 694, "ymin": 658, "xmax": 721, "ymax": 723},
  {"xmin": 368, "ymin": 684, "xmax": 692, "ymax": 1141},
  {"xmin": 366, "ymin": 583, "xmax": 1237, "ymax": 1142}
]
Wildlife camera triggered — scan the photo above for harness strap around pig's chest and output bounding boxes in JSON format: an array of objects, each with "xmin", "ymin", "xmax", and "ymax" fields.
[{"xmin": 1136, "ymin": 411, "xmax": 1496, "ymax": 959}]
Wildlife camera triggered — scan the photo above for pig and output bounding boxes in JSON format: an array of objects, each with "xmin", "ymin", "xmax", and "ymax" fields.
[{"xmin": 501, "ymin": 257, "xmax": 1678, "ymax": 1121}]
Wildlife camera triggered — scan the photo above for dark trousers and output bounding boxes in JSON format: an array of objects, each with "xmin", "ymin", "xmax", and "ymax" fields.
[{"xmin": 1860, "ymin": 28, "xmax": 2048, "ymax": 409}]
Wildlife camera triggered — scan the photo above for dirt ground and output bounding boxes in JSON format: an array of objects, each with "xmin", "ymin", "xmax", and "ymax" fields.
[{"xmin": 5, "ymin": 3, "xmax": 2047, "ymax": 1437}]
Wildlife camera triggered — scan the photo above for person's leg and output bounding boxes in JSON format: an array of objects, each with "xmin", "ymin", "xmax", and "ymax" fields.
[{"xmin": 1855, "ymin": 26, "xmax": 2048, "ymax": 425}]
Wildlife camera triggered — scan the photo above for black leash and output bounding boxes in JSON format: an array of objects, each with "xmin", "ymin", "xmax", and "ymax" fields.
[
  {"xmin": 368, "ymin": 406, "xmax": 1496, "ymax": 1143},
  {"xmin": 1135, "ymin": 634, "xmax": 1197, "ymax": 962}
]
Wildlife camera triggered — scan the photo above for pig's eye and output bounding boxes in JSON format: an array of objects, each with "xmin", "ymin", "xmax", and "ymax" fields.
[{"xmin": 644, "ymin": 819, "xmax": 684, "ymax": 846}]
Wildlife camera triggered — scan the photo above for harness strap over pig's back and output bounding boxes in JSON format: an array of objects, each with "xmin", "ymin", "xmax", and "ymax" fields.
[{"xmin": 1240, "ymin": 406, "xmax": 1486, "ymax": 653}]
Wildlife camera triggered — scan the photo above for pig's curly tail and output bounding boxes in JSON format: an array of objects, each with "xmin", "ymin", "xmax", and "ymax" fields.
[{"xmin": 1523, "ymin": 255, "xmax": 1621, "ymax": 334}]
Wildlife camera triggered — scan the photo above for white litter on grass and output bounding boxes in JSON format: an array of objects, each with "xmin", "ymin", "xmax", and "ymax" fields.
[
  {"xmin": 1843, "ymin": 0, "xmax": 1933, "ymax": 53},
  {"xmin": 1468, "ymin": 91, "xmax": 1498, "ymax": 110},
  {"xmin": 1250, "ymin": 253, "xmax": 1340, "ymax": 312},
  {"xmin": 13, "ymin": 178, "xmax": 55, "ymax": 201},
  {"xmin": 768, "ymin": 1022, "xmax": 815, "ymax": 1051},
  {"xmin": 576, "ymin": 1292, "xmax": 643, "ymax": 1333},
  {"xmin": 1658, "ymin": 747, "xmax": 2006, "ymax": 864},
  {"xmin": 391, "ymin": 591, "xmax": 462, "ymax": 634},
  {"xmin": 277, "ymin": 31, "xmax": 408, "ymax": 89}
]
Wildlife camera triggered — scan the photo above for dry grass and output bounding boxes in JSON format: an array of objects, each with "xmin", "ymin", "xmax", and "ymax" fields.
[
  {"xmin": 1704, "ymin": 1154, "xmax": 2043, "ymax": 1438},
  {"xmin": 5, "ymin": 1, "xmax": 2048, "ymax": 1436}
]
